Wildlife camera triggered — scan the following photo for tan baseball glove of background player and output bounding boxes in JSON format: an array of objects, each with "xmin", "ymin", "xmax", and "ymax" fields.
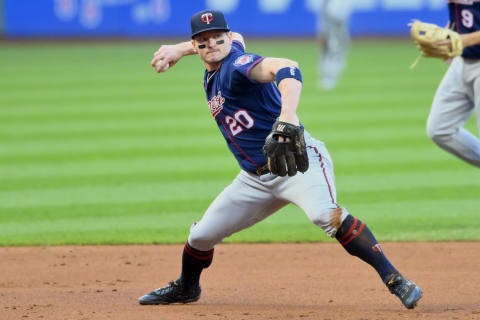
[{"xmin": 409, "ymin": 20, "xmax": 463, "ymax": 68}]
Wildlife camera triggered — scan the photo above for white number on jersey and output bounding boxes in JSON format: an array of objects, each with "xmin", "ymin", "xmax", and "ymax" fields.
[
  {"xmin": 461, "ymin": 9, "xmax": 474, "ymax": 29},
  {"xmin": 226, "ymin": 110, "xmax": 255, "ymax": 136}
]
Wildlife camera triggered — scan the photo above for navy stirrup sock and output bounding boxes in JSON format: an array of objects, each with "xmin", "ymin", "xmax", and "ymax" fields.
[
  {"xmin": 336, "ymin": 215, "xmax": 397, "ymax": 281},
  {"xmin": 180, "ymin": 242, "xmax": 214, "ymax": 287}
]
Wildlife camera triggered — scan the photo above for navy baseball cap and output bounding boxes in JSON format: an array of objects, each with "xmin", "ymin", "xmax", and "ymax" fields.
[{"xmin": 191, "ymin": 9, "xmax": 230, "ymax": 39}]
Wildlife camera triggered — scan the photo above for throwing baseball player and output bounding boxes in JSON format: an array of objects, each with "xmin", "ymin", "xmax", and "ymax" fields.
[
  {"xmin": 318, "ymin": 0, "xmax": 354, "ymax": 90},
  {"xmin": 139, "ymin": 9, "xmax": 423, "ymax": 309},
  {"xmin": 410, "ymin": 1, "xmax": 480, "ymax": 167}
]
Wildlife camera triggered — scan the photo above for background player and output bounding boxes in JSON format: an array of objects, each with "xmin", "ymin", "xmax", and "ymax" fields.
[
  {"xmin": 317, "ymin": 0, "xmax": 355, "ymax": 90},
  {"xmin": 427, "ymin": 0, "xmax": 480, "ymax": 167},
  {"xmin": 139, "ymin": 9, "xmax": 423, "ymax": 309}
]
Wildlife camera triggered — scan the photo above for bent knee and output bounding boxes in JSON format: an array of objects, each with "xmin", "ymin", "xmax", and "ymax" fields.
[
  {"xmin": 310, "ymin": 207, "xmax": 349, "ymax": 237},
  {"xmin": 426, "ymin": 121, "xmax": 441, "ymax": 140},
  {"xmin": 188, "ymin": 223, "xmax": 223, "ymax": 251},
  {"xmin": 426, "ymin": 119, "xmax": 457, "ymax": 142},
  {"xmin": 427, "ymin": 130, "xmax": 454, "ymax": 146},
  {"xmin": 188, "ymin": 234, "xmax": 218, "ymax": 252}
]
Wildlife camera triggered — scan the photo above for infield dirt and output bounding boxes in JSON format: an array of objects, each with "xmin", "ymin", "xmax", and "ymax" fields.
[{"xmin": 1, "ymin": 243, "xmax": 479, "ymax": 320}]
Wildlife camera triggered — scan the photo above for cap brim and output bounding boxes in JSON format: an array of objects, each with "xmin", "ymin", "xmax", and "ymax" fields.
[{"xmin": 191, "ymin": 27, "xmax": 230, "ymax": 38}]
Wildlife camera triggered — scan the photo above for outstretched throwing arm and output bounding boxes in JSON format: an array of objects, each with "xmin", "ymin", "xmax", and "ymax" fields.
[
  {"xmin": 151, "ymin": 41, "xmax": 197, "ymax": 73},
  {"xmin": 151, "ymin": 32, "xmax": 244, "ymax": 73}
]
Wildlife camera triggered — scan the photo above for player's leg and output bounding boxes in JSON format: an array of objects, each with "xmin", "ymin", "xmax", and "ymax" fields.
[
  {"xmin": 427, "ymin": 57, "xmax": 480, "ymax": 167},
  {"xmin": 180, "ymin": 173, "xmax": 287, "ymax": 289},
  {"xmin": 318, "ymin": 0, "xmax": 352, "ymax": 90},
  {"xmin": 187, "ymin": 171, "xmax": 288, "ymax": 250},
  {"xmin": 279, "ymin": 137, "xmax": 398, "ymax": 280},
  {"xmin": 278, "ymin": 132, "xmax": 422, "ymax": 309},
  {"xmin": 139, "ymin": 172, "xmax": 287, "ymax": 305},
  {"xmin": 469, "ymin": 60, "xmax": 480, "ymax": 162},
  {"xmin": 476, "ymin": 99, "xmax": 480, "ymax": 145},
  {"xmin": 320, "ymin": 11, "xmax": 349, "ymax": 90}
]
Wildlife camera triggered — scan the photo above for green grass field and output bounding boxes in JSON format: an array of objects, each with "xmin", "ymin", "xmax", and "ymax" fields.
[{"xmin": 1, "ymin": 39, "xmax": 479, "ymax": 245}]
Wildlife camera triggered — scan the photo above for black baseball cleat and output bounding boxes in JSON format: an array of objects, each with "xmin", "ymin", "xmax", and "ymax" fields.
[
  {"xmin": 138, "ymin": 280, "xmax": 201, "ymax": 305},
  {"xmin": 385, "ymin": 272, "xmax": 423, "ymax": 309}
]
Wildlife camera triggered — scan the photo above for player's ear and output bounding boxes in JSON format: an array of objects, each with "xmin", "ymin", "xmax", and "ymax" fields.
[
  {"xmin": 191, "ymin": 40, "xmax": 198, "ymax": 53},
  {"xmin": 227, "ymin": 31, "xmax": 233, "ymax": 40}
]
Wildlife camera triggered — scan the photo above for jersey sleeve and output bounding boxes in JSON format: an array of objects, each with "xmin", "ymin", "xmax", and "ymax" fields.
[{"xmin": 230, "ymin": 52, "xmax": 265, "ymax": 85}]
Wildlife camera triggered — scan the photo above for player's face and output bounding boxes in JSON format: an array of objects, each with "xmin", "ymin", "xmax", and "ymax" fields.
[{"xmin": 193, "ymin": 31, "xmax": 232, "ymax": 67}]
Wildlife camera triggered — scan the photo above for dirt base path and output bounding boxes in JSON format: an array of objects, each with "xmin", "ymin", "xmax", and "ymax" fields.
[{"xmin": 1, "ymin": 243, "xmax": 479, "ymax": 320}]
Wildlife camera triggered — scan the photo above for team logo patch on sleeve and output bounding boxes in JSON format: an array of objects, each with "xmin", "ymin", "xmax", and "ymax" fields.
[{"xmin": 234, "ymin": 54, "xmax": 253, "ymax": 66}]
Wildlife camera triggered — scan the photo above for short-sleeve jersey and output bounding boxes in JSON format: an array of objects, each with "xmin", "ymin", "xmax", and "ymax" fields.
[
  {"xmin": 203, "ymin": 40, "xmax": 282, "ymax": 173},
  {"xmin": 448, "ymin": 0, "xmax": 480, "ymax": 59}
]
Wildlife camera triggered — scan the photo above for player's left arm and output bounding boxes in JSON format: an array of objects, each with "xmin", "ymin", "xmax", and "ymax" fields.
[
  {"xmin": 253, "ymin": 58, "xmax": 309, "ymax": 176},
  {"xmin": 436, "ymin": 30, "xmax": 480, "ymax": 49},
  {"xmin": 249, "ymin": 58, "xmax": 302, "ymax": 126},
  {"xmin": 460, "ymin": 30, "xmax": 480, "ymax": 48}
]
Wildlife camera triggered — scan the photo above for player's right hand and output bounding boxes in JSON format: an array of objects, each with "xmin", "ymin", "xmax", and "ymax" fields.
[{"xmin": 151, "ymin": 45, "xmax": 180, "ymax": 73}]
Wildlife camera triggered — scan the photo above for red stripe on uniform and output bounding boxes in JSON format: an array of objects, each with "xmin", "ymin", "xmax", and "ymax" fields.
[
  {"xmin": 319, "ymin": 153, "xmax": 336, "ymax": 205},
  {"xmin": 184, "ymin": 243, "xmax": 214, "ymax": 260},
  {"xmin": 455, "ymin": 4, "xmax": 460, "ymax": 32},
  {"xmin": 245, "ymin": 57, "xmax": 265, "ymax": 78},
  {"xmin": 307, "ymin": 145, "xmax": 337, "ymax": 205},
  {"xmin": 185, "ymin": 242, "xmax": 213, "ymax": 257},
  {"xmin": 341, "ymin": 221, "xmax": 365, "ymax": 246},
  {"xmin": 337, "ymin": 217, "xmax": 358, "ymax": 242}
]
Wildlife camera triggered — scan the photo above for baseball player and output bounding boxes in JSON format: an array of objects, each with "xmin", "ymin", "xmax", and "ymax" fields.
[
  {"xmin": 318, "ymin": 0, "xmax": 354, "ymax": 90},
  {"xmin": 139, "ymin": 10, "xmax": 423, "ymax": 309},
  {"xmin": 425, "ymin": 1, "xmax": 480, "ymax": 167}
]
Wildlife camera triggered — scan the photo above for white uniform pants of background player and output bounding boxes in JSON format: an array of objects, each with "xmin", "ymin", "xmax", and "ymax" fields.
[
  {"xmin": 427, "ymin": 57, "xmax": 480, "ymax": 167},
  {"xmin": 188, "ymin": 132, "xmax": 350, "ymax": 251},
  {"xmin": 317, "ymin": 0, "xmax": 354, "ymax": 90}
]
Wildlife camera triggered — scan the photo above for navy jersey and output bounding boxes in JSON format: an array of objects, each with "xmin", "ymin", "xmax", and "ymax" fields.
[
  {"xmin": 448, "ymin": 0, "xmax": 480, "ymax": 58},
  {"xmin": 203, "ymin": 40, "xmax": 282, "ymax": 173}
]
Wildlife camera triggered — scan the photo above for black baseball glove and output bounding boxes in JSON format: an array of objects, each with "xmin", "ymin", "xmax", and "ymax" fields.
[{"xmin": 263, "ymin": 120, "xmax": 309, "ymax": 177}]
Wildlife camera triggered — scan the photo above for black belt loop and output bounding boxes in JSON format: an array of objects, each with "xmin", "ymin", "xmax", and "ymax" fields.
[{"xmin": 256, "ymin": 164, "xmax": 270, "ymax": 176}]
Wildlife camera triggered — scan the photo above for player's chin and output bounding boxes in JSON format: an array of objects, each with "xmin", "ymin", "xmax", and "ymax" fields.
[
  {"xmin": 204, "ymin": 55, "xmax": 222, "ymax": 64},
  {"xmin": 207, "ymin": 52, "xmax": 227, "ymax": 62}
]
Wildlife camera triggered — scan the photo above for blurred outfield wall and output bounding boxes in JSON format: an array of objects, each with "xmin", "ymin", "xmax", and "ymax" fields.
[{"xmin": 4, "ymin": 0, "xmax": 448, "ymax": 38}]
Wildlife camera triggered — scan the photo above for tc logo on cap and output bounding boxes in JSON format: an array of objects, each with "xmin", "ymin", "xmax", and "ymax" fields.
[{"xmin": 201, "ymin": 13, "xmax": 213, "ymax": 24}]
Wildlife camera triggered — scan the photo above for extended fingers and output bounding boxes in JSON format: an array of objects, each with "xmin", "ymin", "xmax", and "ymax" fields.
[
  {"xmin": 151, "ymin": 49, "xmax": 170, "ymax": 72},
  {"xmin": 151, "ymin": 49, "xmax": 163, "ymax": 66}
]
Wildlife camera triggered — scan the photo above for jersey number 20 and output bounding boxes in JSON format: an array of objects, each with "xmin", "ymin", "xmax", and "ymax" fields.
[{"xmin": 225, "ymin": 110, "xmax": 254, "ymax": 136}]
